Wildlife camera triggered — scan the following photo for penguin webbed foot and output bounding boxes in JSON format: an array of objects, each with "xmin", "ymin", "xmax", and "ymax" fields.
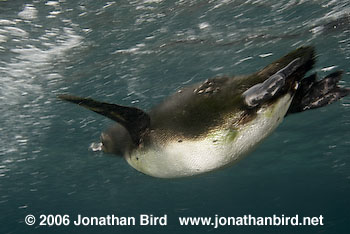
[{"xmin": 287, "ymin": 70, "xmax": 350, "ymax": 114}]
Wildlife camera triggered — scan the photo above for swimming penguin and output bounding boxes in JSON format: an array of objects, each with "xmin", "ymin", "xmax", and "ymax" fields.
[{"xmin": 59, "ymin": 46, "xmax": 349, "ymax": 178}]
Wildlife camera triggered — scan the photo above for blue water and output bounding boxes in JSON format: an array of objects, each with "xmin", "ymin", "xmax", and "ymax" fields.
[{"xmin": 1, "ymin": 0, "xmax": 350, "ymax": 233}]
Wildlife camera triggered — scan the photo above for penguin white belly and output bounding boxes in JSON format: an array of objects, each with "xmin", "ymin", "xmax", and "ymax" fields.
[{"xmin": 126, "ymin": 94, "xmax": 293, "ymax": 178}]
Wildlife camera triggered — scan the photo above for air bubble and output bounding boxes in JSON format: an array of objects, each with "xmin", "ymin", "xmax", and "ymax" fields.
[{"xmin": 89, "ymin": 142, "xmax": 103, "ymax": 152}]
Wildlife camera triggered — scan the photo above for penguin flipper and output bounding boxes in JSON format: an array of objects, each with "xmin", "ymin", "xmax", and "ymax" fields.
[
  {"xmin": 243, "ymin": 58, "xmax": 302, "ymax": 107},
  {"xmin": 58, "ymin": 94, "xmax": 150, "ymax": 145},
  {"xmin": 287, "ymin": 71, "xmax": 350, "ymax": 114}
]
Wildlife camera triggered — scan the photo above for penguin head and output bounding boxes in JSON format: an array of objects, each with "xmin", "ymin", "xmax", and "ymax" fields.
[{"xmin": 100, "ymin": 124, "xmax": 134, "ymax": 156}]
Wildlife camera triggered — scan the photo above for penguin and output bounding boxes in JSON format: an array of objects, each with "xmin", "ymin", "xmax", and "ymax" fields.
[{"xmin": 59, "ymin": 46, "xmax": 349, "ymax": 178}]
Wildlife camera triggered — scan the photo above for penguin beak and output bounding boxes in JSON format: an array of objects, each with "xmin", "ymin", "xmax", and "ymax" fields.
[{"xmin": 100, "ymin": 133, "xmax": 111, "ymax": 153}]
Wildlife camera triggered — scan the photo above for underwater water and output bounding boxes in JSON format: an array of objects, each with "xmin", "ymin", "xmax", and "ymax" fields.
[{"xmin": 1, "ymin": 0, "xmax": 350, "ymax": 233}]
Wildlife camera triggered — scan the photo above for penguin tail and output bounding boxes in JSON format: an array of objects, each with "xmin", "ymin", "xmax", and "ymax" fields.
[{"xmin": 287, "ymin": 71, "xmax": 350, "ymax": 114}]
